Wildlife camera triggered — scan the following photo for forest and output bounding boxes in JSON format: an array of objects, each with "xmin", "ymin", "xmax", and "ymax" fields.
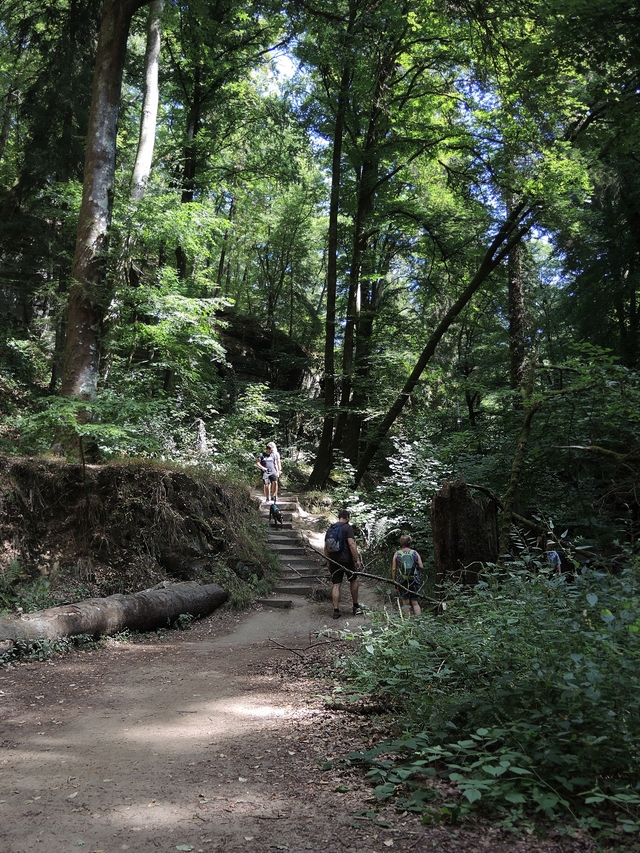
[{"xmin": 1, "ymin": 0, "xmax": 640, "ymax": 842}]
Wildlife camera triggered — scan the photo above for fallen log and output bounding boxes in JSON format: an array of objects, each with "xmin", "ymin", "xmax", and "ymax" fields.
[{"xmin": 0, "ymin": 582, "xmax": 228, "ymax": 644}]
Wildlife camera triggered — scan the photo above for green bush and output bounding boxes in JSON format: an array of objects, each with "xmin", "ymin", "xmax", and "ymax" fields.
[{"xmin": 343, "ymin": 563, "xmax": 640, "ymax": 836}]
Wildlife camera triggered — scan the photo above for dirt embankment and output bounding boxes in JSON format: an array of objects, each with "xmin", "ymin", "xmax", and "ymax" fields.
[{"xmin": 0, "ymin": 456, "xmax": 273, "ymax": 606}]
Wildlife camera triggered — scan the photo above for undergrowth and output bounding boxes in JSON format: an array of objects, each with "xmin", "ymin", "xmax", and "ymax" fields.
[
  {"xmin": 0, "ymin": 633, "xmax": 102, "ymax": 666},
  {"xmin": 339, "ymin": 561, "xmax": 640, "ymax": 845}
]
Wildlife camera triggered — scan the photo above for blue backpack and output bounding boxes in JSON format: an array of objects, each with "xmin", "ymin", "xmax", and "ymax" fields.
[{"xmin": 325, "ymin": 521, "xmax": 346, "ymax": 553}]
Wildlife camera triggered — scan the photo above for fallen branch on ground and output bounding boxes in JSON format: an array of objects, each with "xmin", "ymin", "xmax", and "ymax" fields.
[
  {"xmin": 268, "ymin": 637, "xmax": 340, "ymax": 658},
  {"xmin": 300, "ymin": 540, "xmax": 439, "ymax": 604}
]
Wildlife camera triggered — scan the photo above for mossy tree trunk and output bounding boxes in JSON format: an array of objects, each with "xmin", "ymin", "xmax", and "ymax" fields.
[{"xmin": 61, "ymin": 0, "xmax": 151, "ymax": 401}]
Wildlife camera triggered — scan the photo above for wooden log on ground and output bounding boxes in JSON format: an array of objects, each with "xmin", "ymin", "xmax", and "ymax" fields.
[{"xmin": 0, "ymin": 582, "xmax": 228, "ymax": 644}]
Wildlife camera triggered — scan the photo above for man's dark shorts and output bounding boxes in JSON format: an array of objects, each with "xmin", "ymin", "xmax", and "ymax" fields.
[
  {"xmin": 263, "ymin": 473, "xmax": 278, "ymax": 484},
  {"xmin": 330, "ymin": 563, "xmax": 356, "ymax": 584}
]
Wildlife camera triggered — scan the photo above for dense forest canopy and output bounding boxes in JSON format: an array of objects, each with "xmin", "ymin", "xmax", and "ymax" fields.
[{"xmin": 0, "ymin": 0, "xmax": 639, "ymax": 554}]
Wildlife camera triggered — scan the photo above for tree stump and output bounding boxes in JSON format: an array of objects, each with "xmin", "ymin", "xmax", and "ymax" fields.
[{"xmin": 431, "ymin": 479, "xmax": 498, "ymax": 584}]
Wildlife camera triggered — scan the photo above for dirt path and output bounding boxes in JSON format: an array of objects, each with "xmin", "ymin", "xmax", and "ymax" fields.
[{"xmin": 0, "ymin": 517, "xmax": 596, "ymax": 853}]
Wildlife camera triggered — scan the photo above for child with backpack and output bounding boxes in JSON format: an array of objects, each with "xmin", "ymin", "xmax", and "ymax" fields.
[
  {"xmin": 391, "ymin": 534, "xmax": 424, "ymax": 616},
  {"xmin": 324, "ymin": 509, "xmax": 363, "ymax": 619}
]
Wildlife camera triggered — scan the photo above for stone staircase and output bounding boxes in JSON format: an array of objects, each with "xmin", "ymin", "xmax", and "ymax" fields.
[{"xmin": 255, "ymin": 495, "xmax": 327, "ymax": 609}]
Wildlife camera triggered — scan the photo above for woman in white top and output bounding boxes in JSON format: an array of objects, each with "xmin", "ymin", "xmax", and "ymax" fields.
[{"xmin": 266, "ymin": 442, "xmax": 281, "ymax": 498}]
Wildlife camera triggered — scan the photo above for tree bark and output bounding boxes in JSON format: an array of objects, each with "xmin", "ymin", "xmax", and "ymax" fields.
[
  {"xmin": 431, "ymin": 479, "xmax": 498, "ymax": 585},
  {"xmin": 0, "ymin": 582, "xmax": 228, "ymax": 645},
  {"xmin": 307, "ymin": 62, "xmax": 351, "ymax": 489},
  {"xmin": 507, "ymin": 194, "xmax": 526, "ymax": 391},
  {"xmin": 181, "ymin": 72, "xmax": 201, "ymax": 204},
  {"xmin": 130, "ymin": 0, "xmax": 164, "ymax": 200},
  {"xmin": 0, "ymin": 83, "xmax": 16, "ymax": 164},
  {"xmin": 61, "ymin": 0, "xmax": 152, "ymax": 400},
  {"xmin": 498, "ymin": 357, "xmax": 539, "ymax": 557}
]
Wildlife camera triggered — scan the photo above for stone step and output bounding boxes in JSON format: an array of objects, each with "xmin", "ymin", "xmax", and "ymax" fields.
[
  {"xmin": 264, "ymin": 512, "xmax": 293, "ymax": 530},
  {"xmin": 278, "ymin": 561, "xmax": 323, "ymax": 573},
  {"xmin": 267, "ymin": 527, "xmax": 301, "ymax": 537},
  {"xmin": 260, "ymin": 506, "xmax": 295, "ymax": 516},
  {"xmin": 280, "ymin": 570, "xmax": 324, "ymax": 580},
  {"xmin": 269, "ymin": 545, "xmax": 308, "ymax": 557},
  {"xmin": 277, "ymin": 550, "xmax": 322, "ymax": 560},
  {"xmin": 280, "ymin": 566, "xmax": 324, "ymax": 576},
  {"xmin": 256, "ymin": 598, "xmax": 294, "ymax": 609},
  {"xmin": 280, "ymin": 576, "xmax": 325, "ymax": 586},
  {"xmin": 273, "ymin": 585, "xmax": 314, "ymax": 596}
]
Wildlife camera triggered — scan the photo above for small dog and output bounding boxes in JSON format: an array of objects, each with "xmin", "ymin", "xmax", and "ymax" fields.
[{"xmin": 269, "ymin": 502, "xmax": 284, "ymax": 528}]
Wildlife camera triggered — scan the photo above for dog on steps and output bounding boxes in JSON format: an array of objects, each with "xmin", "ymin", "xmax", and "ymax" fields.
[{"xmin": 269, "ymin": 502, "xmax": 284, "ymax": 528}]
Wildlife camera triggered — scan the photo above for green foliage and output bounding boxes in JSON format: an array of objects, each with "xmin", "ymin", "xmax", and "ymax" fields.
[
  {"xmin": 0, "ymin": 634, "xmax": 100, "ymax": 667},
  {"xmin": 210, "ymin": 384, "xmax": 278, "ymax": 472},
  {"xmin": 343, "ymin": 564, "xmax": 640, "ymax": 836},
  {"xmin": 0, "ymin": 557, "xmax": 26, "ymax": 612},
  {"xmin": 174, "ymin": 612, "xmax": 194, "ymax": 630},
  {"xmin": 0, "ymin": 556, "xmax": 55, "ymax": 616}
]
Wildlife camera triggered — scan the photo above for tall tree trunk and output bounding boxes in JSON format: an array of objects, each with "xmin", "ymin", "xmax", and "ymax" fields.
[
  {"xmin": 354, "ymin": 204, "xmax": 534, "ymax": 485},
  {"xmin": 181, "ymin": 75, "xmax": 201, "ymax": 204},
  {"xmin": 307, "ymin": 63, "xmax": 352, "ymax": 489},
  {"xmin": 340, "ymin": 274, "xmax": 377, "ymax": 462},
  {"xmin": 130, "ymin": 0, "xmax": 164, "ymax": 200},
  {"xmin": 507, "ymin": 195, "xmax": 526, "ymax": 391},
  {"xmin": 215, "ymin": 196, "xmax": 235, "ymax": 296},
  {"xmin": 61, "ymin": 0, "xmax": 151, "ymax": 400},
  {"xmin": 498, "ymin": 358, "xmax": 540, "ymax": 558},
  {"xmin": 334, "ymin": 55, "xmax": 390, "ymax": 457},
  {"xmin": 0, "ymin": 83, "xmax": 16, "ymax": 163},
  {"xmin": 173, "ymin": 78, "xmax": 201, "ymax": 287},
  {"xmin": 333, "ymin": 162, "xmax": 375, "ymax": 457}
]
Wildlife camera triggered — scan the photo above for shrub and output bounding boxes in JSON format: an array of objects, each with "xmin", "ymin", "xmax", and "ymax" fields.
[{"xmin": 344, "ymin": 563, "xmax": 640, "ymax": 836}]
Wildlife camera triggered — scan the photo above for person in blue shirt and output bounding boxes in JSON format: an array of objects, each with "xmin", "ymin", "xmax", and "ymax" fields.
[{"xmin": 546, "ymin": 541, "xmax": 562, "ymax": 574}]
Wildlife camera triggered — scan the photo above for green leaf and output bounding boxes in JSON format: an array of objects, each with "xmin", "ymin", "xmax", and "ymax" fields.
[
  {"xmin": 482, "ymin": 764, "xmax": 507, "ymax": 777},
  {"xmin": 504, "ymin": 792, "xmax": 527, "ymax": 804},
  {"xmin": 463, "ymin": 788, "xmax": 482, "ymax": 803},
  {"xmin": 373, "ymin": 782, "xmax": 396, "ymax": 799}
]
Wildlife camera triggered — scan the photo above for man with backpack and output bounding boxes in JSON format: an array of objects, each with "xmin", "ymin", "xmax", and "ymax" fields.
[
  {"xmin": 391, "ymin": 534, "xmax": 424, "ymax": 616},
  {"xmin": 324, "ymin": 509, "xmax": 363, "ymax": 619}
]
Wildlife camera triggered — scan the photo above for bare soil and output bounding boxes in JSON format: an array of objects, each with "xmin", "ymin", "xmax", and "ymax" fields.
[{"xmin": 0, "ymin": 593, "xmax": 597, "ymax": 853}]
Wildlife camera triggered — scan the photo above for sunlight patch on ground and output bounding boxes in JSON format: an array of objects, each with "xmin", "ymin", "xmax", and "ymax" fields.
[{"xmin": 226, "ymin": 702, "xmax": 290, "ymax": 718}]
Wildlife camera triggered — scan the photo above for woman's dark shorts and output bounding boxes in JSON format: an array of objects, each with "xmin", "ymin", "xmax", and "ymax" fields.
[
  {"xmin": 263, "ymin": 473, "xmax": 278, "ymax": 484},
  {"xmin": 396, "ymin": 577, "xmax": 421, "ymax": 602}
]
